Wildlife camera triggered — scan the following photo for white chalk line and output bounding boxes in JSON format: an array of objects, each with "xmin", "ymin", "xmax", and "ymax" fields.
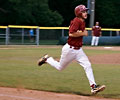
[
  {"xmin": 0, "ymin": 93, "xmax": 42, "ymax": 100},
  {"xmin": 104, "ymin": 47, "xmax": 113, "ymax": 49}
]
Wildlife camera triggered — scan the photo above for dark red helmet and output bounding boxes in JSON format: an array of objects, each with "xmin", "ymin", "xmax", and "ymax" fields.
[{"xmin": 75, "ymin": 5, "xmax": 89, "ymax": 17}]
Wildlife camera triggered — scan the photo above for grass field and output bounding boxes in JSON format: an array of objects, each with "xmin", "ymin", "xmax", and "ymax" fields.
[{"xmin": 0, "ymin": 45, "xmax": 120, "ymax": 99}]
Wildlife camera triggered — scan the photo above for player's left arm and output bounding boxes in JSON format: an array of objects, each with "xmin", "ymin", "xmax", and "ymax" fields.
[
  {"xmin": 69, "ymin": 30, "xmax": 88, "ymax": 37},
  {"xmin": 99, "ymin": 27, "xmax": 102, "ymax": 36}
]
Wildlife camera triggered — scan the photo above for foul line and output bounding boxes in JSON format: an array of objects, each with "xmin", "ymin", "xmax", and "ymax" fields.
[{"xmin": 0, "ymin": 93, "xmax": 42, "ymax": 100}]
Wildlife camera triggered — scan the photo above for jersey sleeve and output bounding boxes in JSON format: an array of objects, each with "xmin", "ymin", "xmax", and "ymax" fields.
[
  {"xmin": 69, "ymin": 19, "xmax": 80, "ymax": 33},
  {"xmin": 92, "ymin": 26, "xmax": 95, "ymax": 30}
]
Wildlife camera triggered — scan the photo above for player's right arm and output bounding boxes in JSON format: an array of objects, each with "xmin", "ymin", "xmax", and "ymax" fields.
[{"xmin": 69, "ymin": 30, "xmax": 88, "ymax": 37}]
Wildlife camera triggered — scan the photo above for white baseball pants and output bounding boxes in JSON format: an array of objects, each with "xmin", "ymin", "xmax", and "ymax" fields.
[
  {"xmin": 91, "ymin": 36, "xmax": 100, "ymax": 46},
  {"xmin": 46, "ymin": 43, "xmax": 96, "ymax": 86}
]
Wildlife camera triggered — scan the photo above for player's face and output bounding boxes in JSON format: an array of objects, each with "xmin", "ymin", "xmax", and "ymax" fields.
[
  {"xmin": 81, "ymin": 11, "xmax": 88, "ymax": 19},
  {"xmin": 96, "ymin": 22, "xmax": 99, "ymax": 26}
]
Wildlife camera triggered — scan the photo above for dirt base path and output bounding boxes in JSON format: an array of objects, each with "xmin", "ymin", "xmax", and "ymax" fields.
[{"xmin": 0, "ymin": 87, "xmax": 119, "ymax": 100}]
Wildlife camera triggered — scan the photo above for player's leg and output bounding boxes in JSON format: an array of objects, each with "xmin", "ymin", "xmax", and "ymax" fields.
[
  {"xmin": 91, "ymin": 36, "xmax": 95, "ymax": 46},
  {"xmin": 75, "ymin": 48, "xmax": 105, "ymax": 94},
  {"xmin": 44, "ymin": 44, "xmax": 75, "ymax": 71},
  {"xmin": 95, "ymin": 37, "xmax": 99, "ymax": 46},
  {"xmin": 75, "ymin": 48, "xmax": 96, "ymax": 86}
]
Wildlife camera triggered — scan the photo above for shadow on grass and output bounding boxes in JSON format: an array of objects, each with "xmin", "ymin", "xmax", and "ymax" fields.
[
  {"xmin": 30, "ymin": 88, "xmax": 120, "ymax": 99},
  {"xmin": 37, "ymin": 89, "xmax": 120, "ymax": 99},
  {"xmin": 37, "ymin": 89, "xmax": 91, "ymax": 96},
  {"xmin": 100, "ymin": 94, "xmax": 120, "ymax": 99}
]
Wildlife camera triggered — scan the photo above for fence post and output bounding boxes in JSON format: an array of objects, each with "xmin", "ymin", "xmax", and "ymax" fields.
[
  {"xmin": 110, "ymin": 31, "xmax": 112, "ymax": 36},
  {"xmin": 36, "ymin": 27, "xmax": 39, "ymax": 45},
  {"xmin": 22, "ymin": 28, "xmax": 24, "ymax": 44},
  {"xmin": 62, "ymin": 29, "xmax": 64, "ymax": 37},
  {"xmin": 5, "ymin": 27, "xmax": 9, "ymax": 45}
]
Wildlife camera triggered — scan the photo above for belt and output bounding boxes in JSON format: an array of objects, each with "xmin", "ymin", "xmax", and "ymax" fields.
[{"xmin": 70, "ymin": 45, "xmax": 80, "ymax": 50}]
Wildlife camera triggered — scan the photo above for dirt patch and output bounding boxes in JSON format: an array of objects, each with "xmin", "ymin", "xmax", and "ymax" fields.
[
  {"xmin": 82, "ymin": 46, "xmax": 120, "ymax": 64},
  {"xmin": 88, "ymin": 54, "xmax": 120, "ymax": 64},
  {"xmin": 0, "ymin": 87, "xmax": 118, "ymax": 100}
]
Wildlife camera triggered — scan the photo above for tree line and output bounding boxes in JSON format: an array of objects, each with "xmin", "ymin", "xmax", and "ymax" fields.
[{"xmin": 0, "ymin": 0, "xmax": 120, "ymax": 28}]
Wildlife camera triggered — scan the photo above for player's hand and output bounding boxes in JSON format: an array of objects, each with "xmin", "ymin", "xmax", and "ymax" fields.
[
  {"xmin": 77, "ymin": 30, "xmax": 82, "ymax": 33},
  {"xmin": 83, "ymin": 30, "xmax": 88, "ymax": 36},
  {"xmin": 69, "ymin": 30, "xmax": 88, "ymax": 37}
]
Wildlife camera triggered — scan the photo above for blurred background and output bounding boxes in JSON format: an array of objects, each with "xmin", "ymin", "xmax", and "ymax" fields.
[{"xmin": 0, "ymin": 0, "xmax": 120, "ymax": 28}]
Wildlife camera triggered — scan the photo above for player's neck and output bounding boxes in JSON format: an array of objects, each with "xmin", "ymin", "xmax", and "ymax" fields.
[{"xmin": 78, "ymin": 17, "xmax": 85, "ymax": 22}]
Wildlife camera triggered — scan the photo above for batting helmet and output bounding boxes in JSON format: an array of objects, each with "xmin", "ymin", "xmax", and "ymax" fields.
[{"xmin": 75, "ymin": 5, "xmax": 89, "ymax": 17}]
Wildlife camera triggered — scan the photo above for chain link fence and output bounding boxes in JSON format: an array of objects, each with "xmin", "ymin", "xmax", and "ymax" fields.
[{"xmin": 0, "ymin": 25, "xmax": 120, "ymax": 45}]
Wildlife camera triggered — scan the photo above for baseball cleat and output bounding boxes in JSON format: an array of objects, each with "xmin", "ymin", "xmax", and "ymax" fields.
[
  {"xmin": 38, "ymin": 54, "xmax": 49, "ymax": 66},
  {"xmin": 91, "ymin": 84, "xmax": 106, "ymax": 94}
]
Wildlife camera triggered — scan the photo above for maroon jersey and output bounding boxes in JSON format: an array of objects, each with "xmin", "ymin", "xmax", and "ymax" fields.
[
  {"xmin": 67, "ymin": 17, "xmax": 85, "ymax": 47},
  {"xmin": 92, "ymin": 26, "xmax": 101, "ymax": 37}
]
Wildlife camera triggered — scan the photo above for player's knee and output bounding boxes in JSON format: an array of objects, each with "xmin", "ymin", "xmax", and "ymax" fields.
[
  {"xmin": 88, "ymin": 62, "xmax": 91, "ymax": 67},
  {"xmin": 57, "ymin": 67, "xmax": 64, "ymax": 71},
  {"xmin": 57, "ymin": 65, "xmax": 66, "ymax": 71},
  {"xmin": 84, "ymin": 62, "xmax": 91, "ymax": 69}
]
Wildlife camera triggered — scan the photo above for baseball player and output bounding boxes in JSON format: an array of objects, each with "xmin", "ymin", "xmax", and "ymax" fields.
[
  {"xmin": 91, "ymin": 22, "xmax": 102, "ymax": 46},
  {"xmin": 29, "ymin": 29, "xmax": 34, "ymax": 42},
  {"xmin": 38, "ymin": 5, "xmax": 105, "ymax": 94}
]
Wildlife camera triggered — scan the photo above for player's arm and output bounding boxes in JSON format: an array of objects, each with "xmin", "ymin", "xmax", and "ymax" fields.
[
  {"xmin": 92, "ymin": 30, "xmax": 94, "ymax": 36},
  {"xmin": 99, "ymin": 27, "xmax": 102, "ymax": 36},
  {"xmin": 100, "ymin": 31, "xmax": 102, "ymax": 36},
  {"xmin": 69, "ymin": 30, "xmax": 88, "ymax": 37}
]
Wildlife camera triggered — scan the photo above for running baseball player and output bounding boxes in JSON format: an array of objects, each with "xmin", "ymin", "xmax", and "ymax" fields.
[
  {"xmin": 91, "ymin": 22, "xmax": 102, "ymax": 46},
  {"xmin": 38, "ymin": 4, "xmax": 106, "ymax": 94}
]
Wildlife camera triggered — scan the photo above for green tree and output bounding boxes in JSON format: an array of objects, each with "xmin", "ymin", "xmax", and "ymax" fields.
[
  {"xmin": 95, "ymin": 0, "xmax": 120, "ymax": 28},
  {"xmin": 0, "ymin": 0, "xmax": 13, "ymax": 25},
  {"xmin": 49, "ymin": 0, "xmax": 120, "ymax": 28},
  {"xmin": 48, "ymin": 0, "xmax": 88, "ymax": 26},
  {"xmin": 0, "ymin": 0, "xmax": 63, "ymax": 26},
  {"xmin": 1, "ymin": 0, "xmax": 120, "ymax": 28}
]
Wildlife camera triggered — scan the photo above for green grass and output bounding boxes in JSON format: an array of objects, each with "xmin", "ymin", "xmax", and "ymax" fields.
[
  {"xmin": 0, "ymin": 45, "xmax": 120, "ymax": 99},
  {"xmin": 84, "ymin": 48, "xmax": 120, "ymax": 56}
]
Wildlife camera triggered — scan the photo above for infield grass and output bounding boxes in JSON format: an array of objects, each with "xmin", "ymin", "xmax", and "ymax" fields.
[{"xmin": 0, "ymin": 45, "xmax": 120, "ymax": 99}]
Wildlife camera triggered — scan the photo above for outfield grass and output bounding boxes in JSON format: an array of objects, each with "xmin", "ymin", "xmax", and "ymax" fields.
[{"xmin": 0, "ymin": 45, "xmax": 120, "ymax": 99}]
